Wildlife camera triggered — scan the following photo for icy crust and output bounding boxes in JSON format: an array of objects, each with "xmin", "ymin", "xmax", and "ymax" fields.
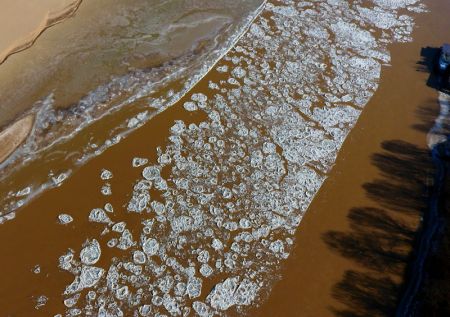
[{"xmin": 57, "ymin": 0, "xmax": 424, "ymax": 316}]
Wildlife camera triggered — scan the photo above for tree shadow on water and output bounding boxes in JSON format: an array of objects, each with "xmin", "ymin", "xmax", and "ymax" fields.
[{"xmin": 323, "ymin": 140, "xmax": 434, "ymax": 317}]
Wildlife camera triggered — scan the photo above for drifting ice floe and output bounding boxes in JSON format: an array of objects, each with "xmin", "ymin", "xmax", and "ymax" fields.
[{"xmin": 58, "ymin": 214, "xmax": 74, "ymax": 225}]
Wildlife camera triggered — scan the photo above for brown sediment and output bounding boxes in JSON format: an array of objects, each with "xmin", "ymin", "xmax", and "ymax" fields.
[
  {"xmin": 0, "ymin": 0, "xmax": 82, "ymax": 65},
  {"xmin": 251, "ymin": 0, "xmax": 450, "ymax": 316},
  {"xmin": 0, "ymin": 114, "xmax": 34, "ymax": 164}
]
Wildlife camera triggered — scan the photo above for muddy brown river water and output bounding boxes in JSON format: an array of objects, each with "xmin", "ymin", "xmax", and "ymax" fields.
[{"xmin": 0, "ymin": 0, "xmax": 449, "ymax": 316}]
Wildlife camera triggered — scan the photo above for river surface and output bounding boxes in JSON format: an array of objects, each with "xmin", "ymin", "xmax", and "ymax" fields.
[{"xmin": 0, "ymin": 0, "xmax": 439, "ymax": 316}]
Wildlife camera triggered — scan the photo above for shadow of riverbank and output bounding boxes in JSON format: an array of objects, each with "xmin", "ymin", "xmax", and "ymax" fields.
[
  {"xmin": 323, "ymin": 140, "xmax": 433, "ymax": 317},
  {"xmin": 323, "ymin": 46, "xmax": 450, "ymax": 317}
]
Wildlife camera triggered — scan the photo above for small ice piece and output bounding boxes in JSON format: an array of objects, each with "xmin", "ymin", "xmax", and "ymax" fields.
[
  {"xmin": 191, "ymin": 93, "xmax": 207, "ymax": 103},
  {"xmin": 80, "ymin": 239, "xmax": 101, "ymax": 265},
  {"xmin": 269, "ymin": 240, "xmax": 288, "ymax": 258},
  {"xmin": 16, "ymin": 186, "xmax": 31, "ymax": 197},
  {"xmin": 107, "ymin": 238, "xmax": 117, "ymax": 248},
  {"xmin": 197, "ymin": 250, "xmax": 210, "ymax": 263},
  {"xmin": 100, "ymin": 169, "xmax": 113, "ymax": 180},
  {"xmin": 158, "ymin": 153, "xmax": 171, "ymax": 165},
  {"xmin": 128, "ymin": 117, "xmax": 139, "ymax": 128},
  {"xmin": 88, "ymin": 208, "xmax": 111, "ymax": 224},
  {"xmin": 127, "ymin": 191, "xmax": 150, "ymax": 213},
  {"xmin": 262, "ymin": 142, "xmax": 276, "ymax": 154},
  {"xmin": 104, "ymin": 203, "xmax": 114, "ymax": 213},
  {"xmin": 112, "ymin": 222, "xmax": 126, "ymax": 233},
  {"xmin": 132, "ymin": 157, "xmax": 148, "ymax": 167},
  {"xmin": 142, "ymin": 238, "xmax": 159, "ymax": 256},
  {"xmin": 33, "ymin": 264, "xmax": 41, "ymax": 274},
  {"xmin": 58, "ymin": 214, "xmax": 73, "ymax": 225},
  {"xmin": 192, "ymin": 301, "xmax": 211, "ymax": 317},
  {"xmin": 199, "ymin": 264, "xmax": 213, "ymax": 278},
  {"xmin": 68, "ymin": 308, "xmax": 82, "ymax": 315},
  {"xmin": 158, "ymin": 275, "xmax": 175, "ymax": 294},
  {"xmin": 175, "ymin": 282, "xmax": 187, "ymax": 296},
  {"xmin": 101, "ymin": 183, "xmax": 112, "ymax": 196},
  {"xmin": 232, "ymin": 66, "xmax": 246, "ymax": 79},
  {"xmin": 170, "ymin": 120, "xmax": 186, "ymax": 135},
  {"xmin": 341, "ymin": 94, "xmax": 353, "ymax": 102},
  {"xmin": 117, "ymin": 229, "xmax": 135, "ymax": 250},
  {"xmin": 133, "ymin": 250, "xmax": 147, "ymax": 264},
  {"xmin": 211, "ymin": 239, "xmax": 223, "ymax": 251},
  {"xmin": 115, "ymin": 285, "xmax": 129, "ymax": 300},
  {"xmin": 64, "ymin": 294, "xmax": 80, "ymax": 308},
  {"xmin": 239, "ymin": 218, "xmax": 251, "ymax": 229},
  {"xmin": 151, "ymin": 201, "xmax": 165, "ymax": 215},
  {"xmin": 139, "ymin": 304, "xmax": 152, "ymax": 316},
  {"xmin": 227, "ymin": 77, "xmax": 240, "ymax": 85},
  {"xmin": 183, "ymin": 101, "xmax": 198, "ymax": 112},
  {"xmin": 65, "ymin": 266, "xmax": 104, "ymax": 294},
  {"xmin": 53, "ymin": 172, "xmax": 68, "ymax": 186},
  {"xmin": 216, "ymin": 65, "xmax": 228, "ymax": 73},
  {"xmin": 163, "ymin": 295, "xmax": 181, "ymax": 315},
  {"xmin": 152, "ymin": 295, "xmax": 163, "ymax": 306},
  {"xmin": 87, "ymin": 291, "xmax": 96, "ymax": 301},
  {"xmin": 142, "ymin": 166, "xmax": 160, "ymax": 180},
  {"xmin": 35, "ymin": 295, "xmax": 48, "ymax": 309},
  {"xmin": 186, "ymin": 277, "xmax": 202, "ymax": 299},
  {"xmin": 154, "ymin": 177, "xmax": 168, "ymax": 191},
  {"xmin": 59, "ymin": 250, "xmax": 74, "ymax": 271}
]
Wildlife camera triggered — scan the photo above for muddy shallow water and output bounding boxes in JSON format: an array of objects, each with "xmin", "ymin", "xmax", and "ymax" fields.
[{"xmin": 0, "ymin": 0, "xmax": 446, "ymax": 316}]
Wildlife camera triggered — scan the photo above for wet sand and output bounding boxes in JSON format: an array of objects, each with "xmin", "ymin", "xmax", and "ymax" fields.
[
  {"xmin": 253, "ymin": 0, "xmax": 450, "ymax": 315},
  {"xmin": 0, "ymin": 114, "xmax": 34, "ymax": 164},
  {"xmin": 0, "ymin": 0, "xmax": 81, "ymax": 64}
]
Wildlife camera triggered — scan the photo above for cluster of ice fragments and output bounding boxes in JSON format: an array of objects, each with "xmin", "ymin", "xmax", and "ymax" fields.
[{"xmin": 56, "ymin": 0, "xmax": 425, "ymax": 316}]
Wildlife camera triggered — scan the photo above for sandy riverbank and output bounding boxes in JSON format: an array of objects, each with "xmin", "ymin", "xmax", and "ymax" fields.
[
  {"xmin": 0, "ymin": 0, "xmax": 81, "ymax": 164},
  {"xmin": 0, "ymin": 0, "xmax": 81, "ymax": 65},
  {"xmin": 0, "ymin": 115, "xmax": 34, "ymax": 164}
]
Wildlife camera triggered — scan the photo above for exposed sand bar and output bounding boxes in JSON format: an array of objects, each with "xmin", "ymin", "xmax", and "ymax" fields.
[
  {"xmin": 0, "ymin": 0, "xmax": 81, "ymax": 65},
  {"xmin": 0, "ymin": 114, "xmax": 34, "ymax": 164}
]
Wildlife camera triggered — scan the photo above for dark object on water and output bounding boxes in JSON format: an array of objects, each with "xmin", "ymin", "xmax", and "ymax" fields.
[{"xmin": 437, "ymin": 44, "xmax": 450, "ymax": 89}]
